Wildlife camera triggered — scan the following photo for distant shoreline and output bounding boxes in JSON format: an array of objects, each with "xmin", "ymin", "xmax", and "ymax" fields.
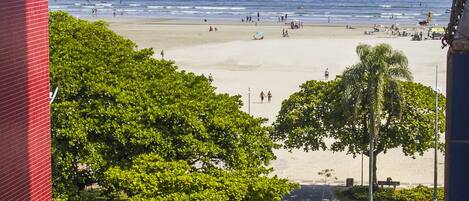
[{"xmin": 83, "ymin": 16, "xmax": 447, "ymax": 28}]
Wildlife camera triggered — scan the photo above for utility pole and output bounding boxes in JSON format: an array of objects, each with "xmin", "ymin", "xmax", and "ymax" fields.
[
  {"xmin": 248, "ymin": 88, "xmax": 251, "ymax": 114},
  {"xmin": 433, "ymin": 64, "xmax": 438, "ymax": 201},
  {"xmin": 361, "ymin": 153, "xmax": 364, "ymax": 186},
  {"xmin": 369, "ymin": 136, "xmax": 374, "ymax": 201}
]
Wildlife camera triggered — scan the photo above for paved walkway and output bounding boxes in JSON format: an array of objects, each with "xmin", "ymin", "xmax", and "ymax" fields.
[{"xmin": 283, "ymin": 185, "xmax": 337, "ymax": 201}]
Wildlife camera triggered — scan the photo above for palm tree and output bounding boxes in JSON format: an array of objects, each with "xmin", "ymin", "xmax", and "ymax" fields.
[{"xmin": 340, "ymin": 44, "xmax": 412, "ymax": 201}]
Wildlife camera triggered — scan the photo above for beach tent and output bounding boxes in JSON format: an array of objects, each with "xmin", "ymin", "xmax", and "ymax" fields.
[{"xmin": 253, "ymin": 32, "xmax": 264, "ymax": 40}]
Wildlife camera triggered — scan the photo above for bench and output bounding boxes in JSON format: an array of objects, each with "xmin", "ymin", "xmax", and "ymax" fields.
[{"xmin": 378, "ymin": 177, "xmax": 400, "ymax": 189}]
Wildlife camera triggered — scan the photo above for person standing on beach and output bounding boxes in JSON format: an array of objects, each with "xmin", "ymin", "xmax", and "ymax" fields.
[
  {"xmin": 257, "ymin": 12, "xmax": 260, "ymax": 21},
  {"xmin": 325, "ymin": 68, "xmax": 329, "ymax": 80},
  {"xmin": 267, "ymin": 91, "xmax": 272, "ymax": 103},
  {"xmin": 285, "ymin": 13, "xmax": 288, "ymax": 20},
  {"xmin": 208, "ymin": 73, "xmax": 214, "ymax": 83},
  {"xmin": 260, "ymin": 91, "xmax": 265, "ymax": 103},
  {"xmin": 160, "ymin": 50, "xmax": 165, "ymax": 59}
]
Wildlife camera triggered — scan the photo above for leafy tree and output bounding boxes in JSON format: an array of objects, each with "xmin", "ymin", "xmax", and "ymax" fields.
[
  {"xmin": 341, "ymin": 44, "xmax": 413, "ymax": 198},
  {"xmin": 49, "ymin": 11, "xmax": 296, "ymax": 200},
  {"xmin": 103, "ymin": 153, "xmax": 296, "ymax": 201},
  {"xmin": 272, "ymin": 45, "xmax": 445, "ymax": 193},
  {"xmin": 317, "ymin": 169, "xmax": 337, "ymax": 184}
]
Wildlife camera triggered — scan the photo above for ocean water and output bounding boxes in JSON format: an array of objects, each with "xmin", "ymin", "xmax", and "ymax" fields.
[{"xmin": 49, "ymin": 0, "xmax": 452, "ymax": 25}]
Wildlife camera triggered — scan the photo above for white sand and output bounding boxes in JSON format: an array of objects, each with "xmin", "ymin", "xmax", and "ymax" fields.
[{"xmin": 110, "ymin": 19, "xmax": 447, "ymax": 186}]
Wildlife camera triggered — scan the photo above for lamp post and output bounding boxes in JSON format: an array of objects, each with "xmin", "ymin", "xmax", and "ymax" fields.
[
  {"xmin": 361, "ymin": 153, "xmax": 364, "ymax": 186},
  {"xmin": 248, "ymin": 88, "xmax": 251, "ymax": 114},
  {"xmin": 433, "ymin": 65, "xmax": 439, "ymax": 201}
]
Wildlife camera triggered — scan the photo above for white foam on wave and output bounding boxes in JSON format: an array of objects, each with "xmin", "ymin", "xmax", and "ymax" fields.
[
  {"xmin": 381, "ymin": 12, "xmax": 404, "ymax": 16},
  {"xmin": 354, "ymin": 15, "xmax": 374, "ymax": 18},
  {"xmin": 95, "ymin": 3, "xmax": 112, "ymax": 7},
  {"xmin": 124, "ymin": 9, "xmax": 144, "ymax": 12},
  {"xmin": 129, "ymin": 4, "xmax": 140, "ymax": 7},
  {"xmin": 179, "ymin": 11, "xmax": 200, "ymax": 14},
  {"xmin": 194, "ymin": 6, "xmax": 245, "ymax": 10},
  {"xmin": 380, "ymin": 4, "xmax": 392, "ymax": 8},
  {"xmin": 147, "ymin": 6, "xmax": 164, "ymax": 9}
]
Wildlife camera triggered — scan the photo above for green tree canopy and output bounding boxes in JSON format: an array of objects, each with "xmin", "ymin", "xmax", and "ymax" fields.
[
  {"xmin": 272, "ymin": 45, "xmax": 445, "ymax": 186},
  {"xmin": 273, "ymin": 80, "xmax": 444, "ymax": 156},
  {"xmin": 49, "ymin": 11, "xmax": 296, "ymax": 200}
]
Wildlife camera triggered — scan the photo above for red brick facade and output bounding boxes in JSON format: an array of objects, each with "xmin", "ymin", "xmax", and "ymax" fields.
[{"xmin": 0, "ymin": 0, "xmax": 51, "ymax": 200}]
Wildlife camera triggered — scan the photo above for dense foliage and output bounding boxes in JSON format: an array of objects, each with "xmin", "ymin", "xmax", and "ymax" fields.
[
  {"xmin": 272, "ymin": 79, "xmax": 445, "ymax": 182},
  {"xmin": 49, "ymin": 11, "xmax": 296, "ymax": 200},
  {"xmin": 343, "ymin": 185, "xmax": 444, "ymax": 201}
]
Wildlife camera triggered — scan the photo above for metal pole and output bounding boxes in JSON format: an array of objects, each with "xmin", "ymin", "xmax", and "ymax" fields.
[
  {"xmin": 361, "ymin": 153, "xmax": 364, "ymax": 186},
  {"xmin": 248, "ymin": 88, "xmax": 251, "ymax": 114},
  {"xmin": 433, "ymin": 64, "xmax": 438, "ymax": 201},
  {"xmin": 369, "ymin": 136, "xmax": 374, "ymax": 201}
]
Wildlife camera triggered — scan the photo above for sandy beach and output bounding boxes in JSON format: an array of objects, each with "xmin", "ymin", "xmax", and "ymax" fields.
[{"xmin": 108, "ymin": 19, "xmax": 447, "ymax": 186}]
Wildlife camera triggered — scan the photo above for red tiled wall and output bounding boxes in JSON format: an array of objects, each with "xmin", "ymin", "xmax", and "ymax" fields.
[{"xmin": 0, "ymin": 0, "xmax": 51, "ymax": 200}]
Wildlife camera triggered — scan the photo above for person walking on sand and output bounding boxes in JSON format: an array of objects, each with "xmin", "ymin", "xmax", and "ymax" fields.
[
  {"xmin": 160, "ymin": 50, "xmax": 165, "ymax": 59},
  {"xmin": 208, "ymin": 73, "xmax": 214, "ymax": 83},
  {"xmin": 260, "ymin": 91, "xmax": 265, "ymax": 103},
  {"xmin": 267, "ymin": 91, "xmax": 272, "ymax": 103},
  {"xmin": 325, "ymin": 68, "xmax": 329, "ymax": 80}
]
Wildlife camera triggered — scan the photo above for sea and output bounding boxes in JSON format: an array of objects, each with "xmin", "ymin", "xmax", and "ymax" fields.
[{"xmin": 49, "ymin": 0, "xmax": 453, "ymax": 25}]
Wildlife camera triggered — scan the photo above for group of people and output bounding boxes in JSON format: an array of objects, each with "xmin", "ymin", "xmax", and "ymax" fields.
[
  {"xmin": 209, "ymin": 26, "xmax": 219, "ymax": 32},
  {"xmin": 242, "ymin": 12, "xmax": 261, "ymax": 23},
  {"xmin": 91, "ymin": 8, "xmax": 125, "ymax": 17},
  {"xmin": 278, "ymin": 14, "xmax": 288, "ymax": 22},
  {"xmin": 112, "ymin": 9, "xmax": 125, "ymax": 17},
  {"xmin": 259, "ymin": 91, "xmax": 272, "ymax": 103}
]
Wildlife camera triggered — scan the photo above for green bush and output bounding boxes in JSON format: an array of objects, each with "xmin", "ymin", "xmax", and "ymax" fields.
[{"xmin": 344, "ymin": 185, "xmax": 443, "ymax": 201}]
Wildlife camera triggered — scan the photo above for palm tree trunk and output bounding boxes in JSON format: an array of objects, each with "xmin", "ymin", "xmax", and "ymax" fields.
[{"xmin": 369, "ymin": 108, "xmax": 378, "ymax": 201}]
